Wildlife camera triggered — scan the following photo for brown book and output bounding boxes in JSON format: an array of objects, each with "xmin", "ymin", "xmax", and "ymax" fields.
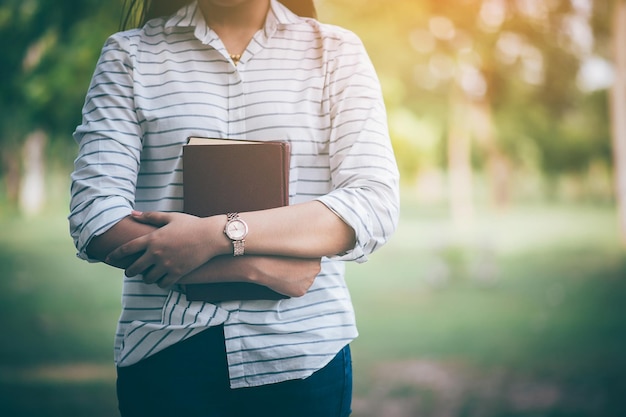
[{"xmin": 182, "ymin": 137, "xmax": 291, "ymax": 302}]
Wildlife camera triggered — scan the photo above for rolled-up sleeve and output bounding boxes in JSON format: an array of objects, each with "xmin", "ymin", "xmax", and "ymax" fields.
[
  {"xmin": 68, "ymin": 33, "xmax": 142, "ymax": 261},
  {"xmin": 316, "ymin": 32, "xmax": 400, "ymax": 263}
]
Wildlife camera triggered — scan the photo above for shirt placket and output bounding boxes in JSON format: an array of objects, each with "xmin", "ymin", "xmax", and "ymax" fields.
[{"xmin": 228, "ymin": 67, "xmax": 246, "ymax": 138}]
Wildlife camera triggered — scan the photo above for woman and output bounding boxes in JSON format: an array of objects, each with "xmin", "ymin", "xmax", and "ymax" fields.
[{"xmin": 69, "ymin": 0, "xmax": 399, "ymax": 416}]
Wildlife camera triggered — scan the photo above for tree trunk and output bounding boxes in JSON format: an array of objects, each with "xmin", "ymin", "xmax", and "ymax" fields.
[
  {"xmin": 18, "ymin": 130, "xmax": 47, "ymax": 216},
  {"xmin": 471, "ymin": 100, "xmax": 511, "ymax": 211},
  {"xmin": 610, "ymin": 0, "xmax": 626, "ymax": 246},
  {"xmin": 2, "ymin": 147, "xmax": 21, "ymax": 206},
  {"xmin": 448, "ymin": 89, "xmax": 474, "ymax": 233}
]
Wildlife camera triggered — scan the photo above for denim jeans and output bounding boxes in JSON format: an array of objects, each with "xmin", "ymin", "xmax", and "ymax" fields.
[{"xmin": 117, "ymin": 325, "xmax": 352, "ymax": 417}]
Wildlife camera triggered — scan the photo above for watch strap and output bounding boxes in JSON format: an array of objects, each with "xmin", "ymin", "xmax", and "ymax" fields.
[
  {"xmin": 225, "ymin": 212, "xmax": 246, "ymax": 256},
  {"xmin": 232, "ymin": 240, "xmax": 245, "ymax": 256}
]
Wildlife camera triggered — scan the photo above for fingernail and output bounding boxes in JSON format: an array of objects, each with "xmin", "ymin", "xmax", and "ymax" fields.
[{"xmin": 131, "ymin": 210, "xmax": 143, "ymax": 216}]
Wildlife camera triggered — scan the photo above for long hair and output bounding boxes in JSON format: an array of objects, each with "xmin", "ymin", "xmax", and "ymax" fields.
[{"xmin": 121, "ymin": 0, "xmax": 316, "ymax": 29}]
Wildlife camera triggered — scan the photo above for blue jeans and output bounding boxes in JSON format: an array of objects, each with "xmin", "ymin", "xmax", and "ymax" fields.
[{"xmin": 116, "ymin": 325, "xmax": 352, "ymax": 417}]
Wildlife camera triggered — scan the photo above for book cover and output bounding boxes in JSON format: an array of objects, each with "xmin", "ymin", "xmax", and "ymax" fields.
[{"xmin": 182, "ymin": 137, "xmax": 291, "ymax": 302}]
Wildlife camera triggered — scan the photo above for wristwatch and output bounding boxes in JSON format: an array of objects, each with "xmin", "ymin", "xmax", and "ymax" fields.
[{"xmin": 224, "ymin": 212, "xmax": 248, "ymax": 256}]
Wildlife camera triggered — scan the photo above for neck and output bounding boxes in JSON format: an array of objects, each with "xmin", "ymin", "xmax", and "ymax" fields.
[
  {"xmin": 199, "ymin": 0, "xmax": 270, "ymax": 31},
  {"xmin": 198, "ymin": 0, "xmax": 270, "ymax": 57}
]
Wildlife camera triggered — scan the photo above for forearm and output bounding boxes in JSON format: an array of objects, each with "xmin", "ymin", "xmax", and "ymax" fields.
[
  {"xmin": 102, "ymin": 200, "xmax": 354, "ymax": 287},
  {"xmin": 86, "ymin": 213, "xmax": 323, "ymax": 296},
  {"xmin": 86, "ymin": 216, "xmax": 157, "ymax": 268},
  {"xmin": 239, "ymin": 200, "xmax": 356, "ymax": 258},
  {"xmin": 179, "ymin": 255, "xmax": 321, "ymax": 297}
]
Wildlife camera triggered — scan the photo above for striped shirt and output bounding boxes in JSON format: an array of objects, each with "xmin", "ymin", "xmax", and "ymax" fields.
[{"xmin": 69, "ymin": 0, "xmax": 399, "ymax": 389}]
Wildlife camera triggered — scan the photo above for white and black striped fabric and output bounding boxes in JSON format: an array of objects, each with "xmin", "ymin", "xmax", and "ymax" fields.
[{"xmin": 69, "ymin": 0, "xmax": 399, "ymax": 389}]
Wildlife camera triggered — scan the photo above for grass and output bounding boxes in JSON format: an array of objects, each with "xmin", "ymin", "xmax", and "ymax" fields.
[
  {"xmin": 347, "ymin": 201, "xmax": 626, "ymax": 416},
  {"xmin": 1, "ymin": 197, "xmax": 625, "ymax": 416},
  {"xmin": 0, "ymin": 207, "xmax": 121, "ymax": 416}
]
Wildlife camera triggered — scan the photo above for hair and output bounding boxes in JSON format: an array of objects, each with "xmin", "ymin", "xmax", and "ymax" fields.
[{"xmin": 121, "ymin": 0, "xmax": 316, "ymax": 29}]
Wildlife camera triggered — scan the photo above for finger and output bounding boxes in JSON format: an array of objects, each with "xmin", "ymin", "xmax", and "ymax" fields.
[
  {"xmin": 155, "ymin": 273, "xmax": 180, "ymax": 289},
  {"xmin": 141, "ymin": 265, "xmax": 167, "ymax": 284},
  {"xmin": 130, "ymin": 210, "xmax": 172, "ymax": 227},
  {"xmin": 124, "ymin": 253, "xmax": 157, "ymax": 278},
  {"xmin": 106, "ymin": 236, "xmax": 149, "ymax": 262}
]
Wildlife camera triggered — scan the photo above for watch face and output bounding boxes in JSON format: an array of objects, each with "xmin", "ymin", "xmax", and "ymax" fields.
[{"xmin": 226, "ymin": 219, "xmax": 248, "ymax": 240}]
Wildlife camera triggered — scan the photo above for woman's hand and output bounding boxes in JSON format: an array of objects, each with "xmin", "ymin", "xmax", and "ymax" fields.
[
  {"xmin": 106, "ymin": 211, "xmax": 227, "ymax": 287},
  {"xmin": 180, "ymin": 255, "xmax": 322, "ymax": 297},
  {"xmin": 248, "ymin": 256, "xmax": 321, "ymax": 297}
]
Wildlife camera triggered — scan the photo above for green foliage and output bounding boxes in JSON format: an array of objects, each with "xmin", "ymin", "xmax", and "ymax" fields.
[
  {"xmin": 496, "ymin": 88, "xmax": 611, "ymax": 176},
  {"xmin": 319, "ymin": 0, "xmax": 612, "ymax": 185},
  {"xmin": 0, "ymin": 0, "xmax": 121, "ymax": 147}
]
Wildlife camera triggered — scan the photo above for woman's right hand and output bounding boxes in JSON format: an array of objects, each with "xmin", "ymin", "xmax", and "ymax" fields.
[
  {"xmin": 180, "ymin": 255, "xmax": 321, "ymax": 297},
  {"xmin": 106, "ymin": 211, "xmax": 228, "ymax": 287},
  {"xmin": 245, "ymin": 256, "xmax": 322, "ymax": 297}
]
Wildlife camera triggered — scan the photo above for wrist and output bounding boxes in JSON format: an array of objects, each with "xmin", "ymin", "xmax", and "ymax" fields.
[
  {"xmin": 223, "ymin": 212, "xmax": 249, "ymax": 256},
  {"xmin": 205, "ymin": 215, "xmax": 231, "ymax": 256}
]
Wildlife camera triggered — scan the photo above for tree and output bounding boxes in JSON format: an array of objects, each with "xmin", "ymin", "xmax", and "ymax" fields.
[
  {"xmin": 320, "ymin": 0, "xmax": 601, "ymax": 228},
  {"xmin": 589, "ymin": 0, "xmax": 626, "ymax": 245},
  {"xmin": 0, "ymin": 0, "xmax": 120, "ymax": 211},
  {"xmin": 609, "ymin": 0, "xmax": 626, "ymax": 245}
]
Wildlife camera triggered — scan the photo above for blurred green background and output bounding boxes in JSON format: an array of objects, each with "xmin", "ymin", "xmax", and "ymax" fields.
[{"xmin": 1, "ymin": 0, "xmax": 626, "ymax": 416}]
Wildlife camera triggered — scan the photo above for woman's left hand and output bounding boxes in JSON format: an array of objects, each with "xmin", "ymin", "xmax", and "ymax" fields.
[{"xmin": 106, "ymin": 211, "xmax": 225, "ymax": 287}]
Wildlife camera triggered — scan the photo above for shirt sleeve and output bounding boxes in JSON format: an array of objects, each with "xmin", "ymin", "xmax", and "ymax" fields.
[
  {"xmin": 316, "ymin": 30, "xmax": 400, "ymax": 263},
  {"xmin": 68, "ymin": 32, "xmax": 142, "ymax": 261}
]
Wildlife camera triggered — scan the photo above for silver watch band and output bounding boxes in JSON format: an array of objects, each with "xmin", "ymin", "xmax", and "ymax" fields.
[
  {"xmin": 232, "ymin": 240, "xmax": 245, "ymax": 256},
  {"xmin": 225, "ymin": 212, "xmax": 247, "ymax": 256}
]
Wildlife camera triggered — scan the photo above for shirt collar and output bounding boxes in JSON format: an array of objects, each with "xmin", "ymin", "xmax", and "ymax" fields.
[{"xmin": 164, "ymin": 0, "xmax": 301, "ymax": 44}]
